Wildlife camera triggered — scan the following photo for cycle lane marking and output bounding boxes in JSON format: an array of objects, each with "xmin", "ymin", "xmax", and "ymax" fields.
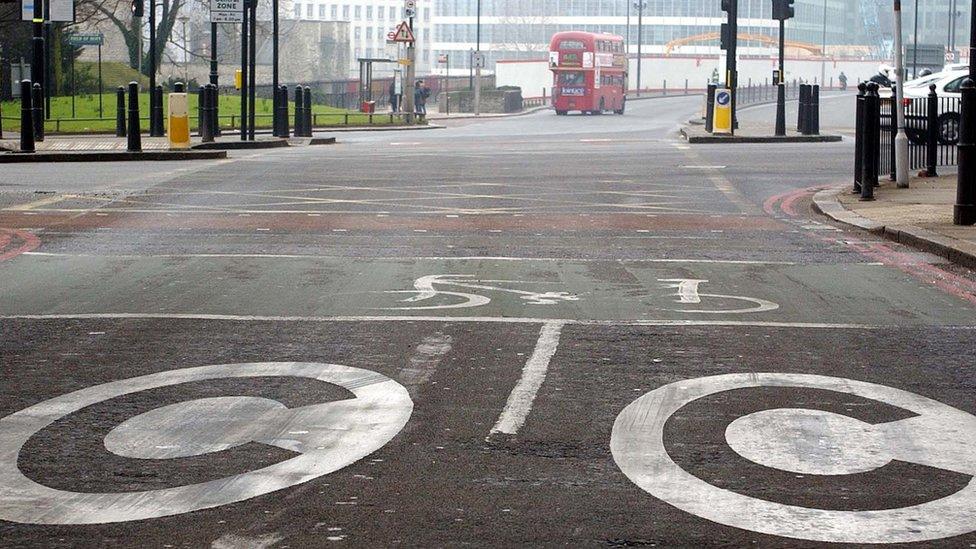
[{"xmin": 490, "ymin": 321, "xmax": 565, "ymax": 437}]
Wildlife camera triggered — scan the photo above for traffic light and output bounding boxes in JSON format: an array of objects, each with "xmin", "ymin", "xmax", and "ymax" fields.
[
  {"xmin": 772, "ymin": 0, "xmax": 795, "ymax": 20},
  {"xmin": 720, "ymin": 23, "xmax": 731, "ymax": 50},
  {"xmin": 131, "ymin": 0, "xmax": 144, "ymax": 17}
]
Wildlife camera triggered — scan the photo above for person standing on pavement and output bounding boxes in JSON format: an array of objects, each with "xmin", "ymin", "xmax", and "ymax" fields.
[
  {"xmin": 414, "ymin": 80, "xmax": 431, "ymax": 117},
  {"xmin": 838, "ymin": 72, "xmax": 848, "ymax": 91},
  {"xmin": 390, "ymin": 80, "xmax": 399, "ymax": 113}
]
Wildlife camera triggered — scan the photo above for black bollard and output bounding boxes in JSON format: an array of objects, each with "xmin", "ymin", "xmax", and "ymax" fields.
[
  {"xmin": 211, "ymin": 84, "xmax": 221, "ymax": 137},
  {"xmin": 798, "ymin": 84, "xmax": 811, "ymax": 134},
  {"xmin": 810, "ymin": 85, "xmax": 820, "ymax": 135},
  {"xmin": 198, "ymin": 87, "xmax": 206, "ymax": 136},
  {"xmin": 925, "ymin": 84, "xmax": 939, "ymax": 178},
  {"xmin": 201, "ymin": 85, "xmax": 215, "ymax": 143},
  {"xmin": 150, "ymin": 85, "xmax": 165, "ymax": 137},
  {"xmin": 294, "ymin": 86, "xmax": 304, "ymax": 137},
  {"xmin": 304, "ymin": 87, "xmax": 313, "ymax": 136},
  {"xmin": 19, "ymin": 80, "xmax": 35, "ymax": 153},
  {"xmin": 279, "ymin": 85, "xmax": 290, "ymax": 138},
  {"xmin": 116, "ymin": 87, "xmax": 127, "ymax": 137},
  {"xmin": 127, "ymin": 82, "xmax": 142, "ymax": 152},
  {"xmin": 32, "ymin": 83, "xmax": 44, "ymax": 142},
  {"xmin": 705, "ymin": 83, "xmax": 716, "ymax": 133},
  {"xmin": 860, "ymin": 83, "xmax": 880, "ymax": 201},
  {"xmin": 956, "ymin": 78, "xmax": 976, "ymax": 225},
  {"xmin": 853, "ymin": 83, "xmax": 866, "ymax": 194}
]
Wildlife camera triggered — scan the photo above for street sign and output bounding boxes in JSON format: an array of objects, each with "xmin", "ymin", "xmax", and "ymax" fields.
[
  {"xmin": 67, "ymin": 33, "xmax": 104, "ymax": 47},
  {"xmin": 210, "ymin": 0, "xmax": 244, "ymax": 23},
  {"xmin": 391, "ymin": 21, "xmax": 415, "ymax": 43},
  {"xmin": 472, "ymin": 52, "xmax": 486, "ymax": 69},
  {"xmin": 712, "ymin": 89, "xmax": 732, "ymax": 134},
  {"xmin": 438, "ymin": 54, "xmax": 449, "ymax": 64},
  {"xmin": 22, "ymin": 0, "xmax": 74, "ymax": 22}
]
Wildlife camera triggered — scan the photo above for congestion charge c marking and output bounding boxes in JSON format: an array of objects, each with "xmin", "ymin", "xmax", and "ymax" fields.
[
  {"xmin": 610, "ymin": 373, "xmax": 976, "ymax": 544},
  {"xmin": 0, "ymin": 228, "xmax": 41, "ymax": 261},
  {"xmin": 0, "ymin": 362, "xmax": 413, "ymax": 525}
]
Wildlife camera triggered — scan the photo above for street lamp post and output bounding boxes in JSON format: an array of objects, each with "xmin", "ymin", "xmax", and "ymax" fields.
[
  {"xmin": 179, "ymin": 16, "xmax": 189, "ymax": 85},
  {"xmin": 149, "ymin": 0, "xmax": 160, "ymax": 136},
  {"xmin": 635, "ymin": 0, "xmax": 645, "ymax": 96},
  {"xmin": 820, "ymin": 0, "xmax": 827, "ymax": 87},
  {"xmin": 912, "ymin": 0, "xmax": 919, "ymax": 78},
  {"xmin": 893, "ymin": 0, "xmax": 910, "ymax": 188}
]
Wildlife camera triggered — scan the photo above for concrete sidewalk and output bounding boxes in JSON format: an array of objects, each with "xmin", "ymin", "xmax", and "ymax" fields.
[{"xmin": 814, "ymin": 174, "xmax": 976, "ymax": 269}]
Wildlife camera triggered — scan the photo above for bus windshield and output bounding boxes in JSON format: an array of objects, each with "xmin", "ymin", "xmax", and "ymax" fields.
[{"xmin": 559, "ymin": 72, "xmax": 585, "ymax": 86}]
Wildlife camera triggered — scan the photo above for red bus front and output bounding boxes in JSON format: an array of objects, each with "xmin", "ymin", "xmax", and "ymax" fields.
[{"xmin": 549, "ymin": 31, "xmax": 627, "ymax": 115}]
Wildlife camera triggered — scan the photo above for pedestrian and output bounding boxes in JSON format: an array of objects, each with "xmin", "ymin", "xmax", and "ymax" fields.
[
  {"xmin": 414, "ymin": 80, "xmax": 431, "ymax": 117},
  {"xmin": 389, "ymin": 80, "xmax": 399, "ymax": 113},
  {"xmin": 838, "ymin": 71, "xmax": 848, "ymax": 91}
]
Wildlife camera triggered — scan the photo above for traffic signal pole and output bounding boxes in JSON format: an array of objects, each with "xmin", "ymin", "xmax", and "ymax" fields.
[
  {"xmin": 30, "ymin": 0, "xmax": 44, "ymax": 140},
  {"xmin": 726, "ymin": 0, "xmax": 738, "ymax": 134},
  {"xmin": 775, "ymin": 18, "xmax": 786, "ymax": 136}
]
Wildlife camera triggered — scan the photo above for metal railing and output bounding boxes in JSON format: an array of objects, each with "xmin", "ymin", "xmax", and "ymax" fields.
[
  {"xmin": 878, "ymin": 94, "xmax": 959, "ymax": 178},
  {"xmin": 0, "ymin": 111, "xmax": 415, "ymax": 134}
]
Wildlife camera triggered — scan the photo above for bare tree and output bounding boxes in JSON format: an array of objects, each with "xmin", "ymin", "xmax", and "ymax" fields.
[{"xmin": 76, "ymin": 0, "xmax": 187, "ymax": 74}]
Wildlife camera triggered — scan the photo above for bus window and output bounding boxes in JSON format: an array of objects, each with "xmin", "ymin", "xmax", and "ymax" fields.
[
  {"xmin": 559, "ymin": 72, "xmax": 585, "ymax": 86},
  {"xmin": 559, "ymin": 40, "xmax": 585, "ymax": 50}
]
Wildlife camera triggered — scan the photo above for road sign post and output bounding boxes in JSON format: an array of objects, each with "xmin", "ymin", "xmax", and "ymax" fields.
[{"xmin": 391, "ymin": 17, "xmax": 416, "ymax": 122}]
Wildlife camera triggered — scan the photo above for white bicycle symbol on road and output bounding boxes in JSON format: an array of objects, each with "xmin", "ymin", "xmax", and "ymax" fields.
[{"xmin": 377, "ymin": 274, "xmax": 779, "ymax": 314}]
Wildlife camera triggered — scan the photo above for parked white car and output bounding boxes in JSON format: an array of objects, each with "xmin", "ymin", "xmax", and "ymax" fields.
[{"xmin": 878, "ymin": 69, "xmax": 966, "ymax": 144}]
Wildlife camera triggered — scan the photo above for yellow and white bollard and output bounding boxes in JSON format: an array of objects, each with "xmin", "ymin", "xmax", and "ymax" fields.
[
  {"xmin": 167, "ymin": 86, "xmax": 191, "ymax": 150},
  {"xmin": 712, "ymin": 88, "xmax": 733, "ymax": 135}
]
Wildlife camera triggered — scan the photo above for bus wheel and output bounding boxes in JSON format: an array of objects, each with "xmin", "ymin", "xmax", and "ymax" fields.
[
  {"xmin": 614, "ymin": 99, "xmax": 626, "ymax": 115},
  {"xmin": 556, "ymin": 110, "xmax": 568, "ymax": 116}
]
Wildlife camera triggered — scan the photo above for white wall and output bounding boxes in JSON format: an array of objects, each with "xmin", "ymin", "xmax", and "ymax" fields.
[{"xmin": 497, "ymin": 55, "xmax": 887, "ymax": 97}]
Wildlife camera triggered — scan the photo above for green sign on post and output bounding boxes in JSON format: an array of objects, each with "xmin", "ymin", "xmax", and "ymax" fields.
[{"xmin": 67, "ymin": 33, "xmax": 104, "ymax": 47}]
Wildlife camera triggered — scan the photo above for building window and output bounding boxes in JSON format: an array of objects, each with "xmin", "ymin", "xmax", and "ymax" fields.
[
  {"xmin": 318, "ymin": 4, "xmax": 325, "ymax": 18},
  {"xmin": 366, "ymin": 5, "xmax": 373, "ymax": 19},
  {"xmin": 293, "ymin": 3, "xmax": 301, "ymax": 17},
  {"xmin": 331, "ymin": 5, "xmax": 337, "ymax": 18},
  {"xmin": 342, "ymin": 4, "xmax": 349, "ymax": 19},
  {"xmin": 306, "ymin": 4, "xmax": 313, "ymax": 18},
  {"xmin": 354, "ymin": 5, "xmax": 361, "ymax": 19}
]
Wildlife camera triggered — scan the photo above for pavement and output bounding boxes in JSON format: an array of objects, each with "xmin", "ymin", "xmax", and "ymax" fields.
[
  {"xmin": 814, "ymin": 173, "xmax": 976, "ymax": 269},
  {"xmin": 1, "ymin": 95, "xmax": 975, "ymax": 547}
]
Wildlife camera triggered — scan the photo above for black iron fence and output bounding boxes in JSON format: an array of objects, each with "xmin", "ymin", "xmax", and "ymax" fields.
[
  {"xmin": 878, "ymin": 94, "xmax": 959, "ymax": 178},
  {"xmin": 855, "ymin": 83, "xmax": 958, "ymax": 199}
]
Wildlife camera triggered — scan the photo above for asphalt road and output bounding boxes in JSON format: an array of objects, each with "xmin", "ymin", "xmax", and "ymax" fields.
[{"xmin": 1, "ymin": 96, "xmax": 976, "ymax": 548}]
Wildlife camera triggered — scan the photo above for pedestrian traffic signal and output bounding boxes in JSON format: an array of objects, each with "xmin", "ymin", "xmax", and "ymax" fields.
[
  {"xmin": 131, "ymin": 0, "xmax": 144, "ymax": 17},
  {"xmin": 772, "ymin": 0, "xmax": 794, "ymax": 20}
]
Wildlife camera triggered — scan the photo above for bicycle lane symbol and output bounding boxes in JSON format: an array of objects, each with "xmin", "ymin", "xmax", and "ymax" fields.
[
  {"xmin": 657, "ymin": 279, "xmax": 780, "ymax": 314},
  {"xmin": 378, "ymin": 274, "xmax": 581, "ymax": 311}
]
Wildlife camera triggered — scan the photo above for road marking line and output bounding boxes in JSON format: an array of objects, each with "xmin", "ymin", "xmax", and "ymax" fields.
[
  {"xmin": 20, "ymin": 252, "xmax": 799, "ymax": 265},
  {"xmin": 5, "ymin": 195, "xmax": 72, "ymax": 211},
  {"xmin": 491, "ymin": 321, "xmax": 565, "ymax": 436},
  {"xmin": 0, "ymin": 313, "xmax": 962, "ymax": 330},
  {"xmin": 398, "ymin": 333, "xmax": 453, "ymax": 397}
]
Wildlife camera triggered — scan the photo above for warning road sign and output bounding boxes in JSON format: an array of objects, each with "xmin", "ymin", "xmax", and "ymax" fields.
[{"xmin": 391, "ymin": 21, "xmax": 415, "ymax": 43}]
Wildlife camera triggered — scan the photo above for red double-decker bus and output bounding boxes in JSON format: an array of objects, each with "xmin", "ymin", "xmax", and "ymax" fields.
[{"xmin": 549, "ymin": 31, "xmax": 627, "ymax": 116}]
